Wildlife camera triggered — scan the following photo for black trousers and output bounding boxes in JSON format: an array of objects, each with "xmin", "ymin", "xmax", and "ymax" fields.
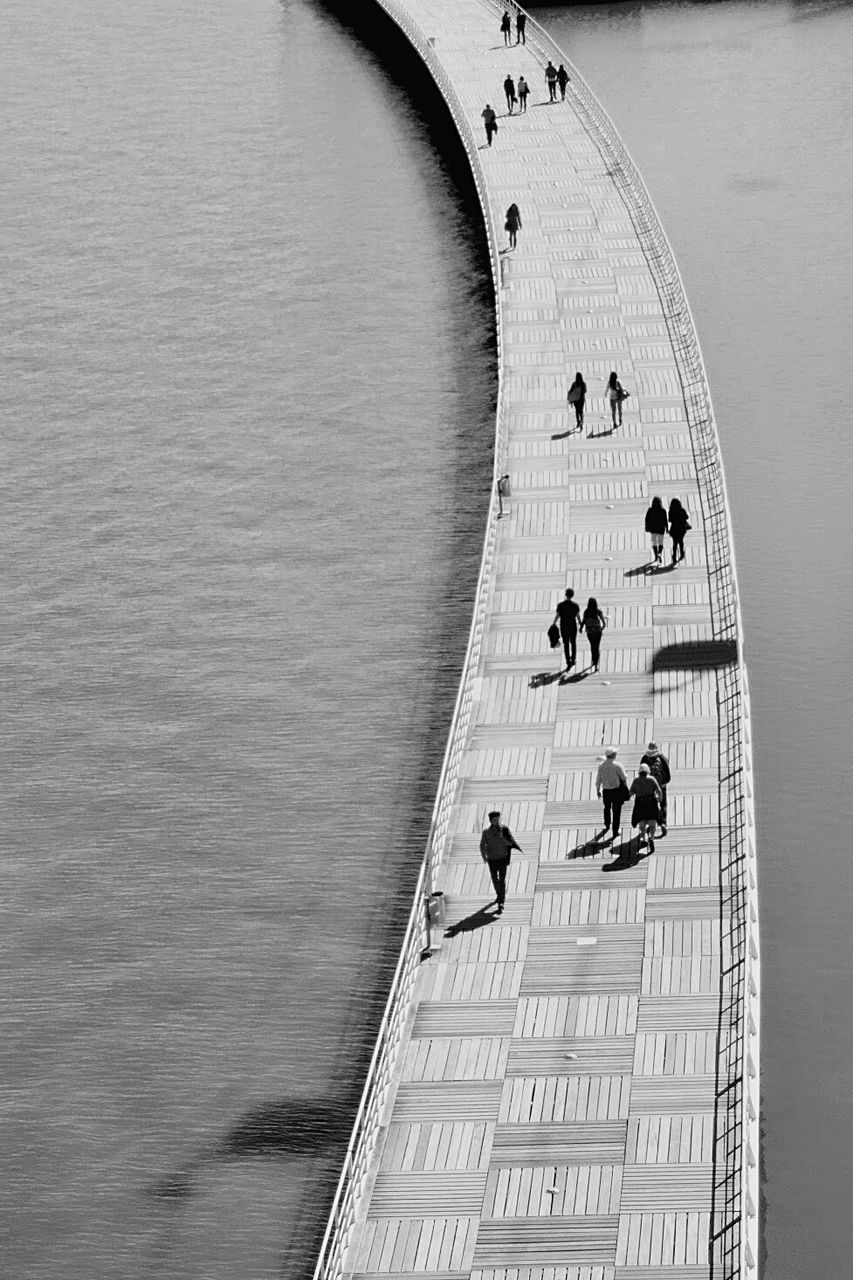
[
  {"xmin": 486, "ymin": 856, "xmax": 510, "ymax": 905},
  {"xmin": 587, "ymin": 627, "xmax": 602, "ymax": 667},
  {"xmin": 602, "ymin": 788, "xmax": 624, "ymax": 835},
  {"xmin": 561, "ymin": 627, "xmax": 577, "ymax": 665},
  {"xmin": 659, "ymin": 786, "xmax": 668, "ymax": 827}
]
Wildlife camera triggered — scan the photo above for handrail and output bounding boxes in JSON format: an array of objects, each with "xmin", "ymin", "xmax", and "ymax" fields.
[
  {"xmin": 314, "ymin": 5, "xmax": 759, "ymax": 1279},
  {"xmin": 311, "ymin": 7, "xmax": 510, "ymax": 1279},
  {"xmin": 476, "ymin": 4, "xmax": 760, "ymax": 1274}
]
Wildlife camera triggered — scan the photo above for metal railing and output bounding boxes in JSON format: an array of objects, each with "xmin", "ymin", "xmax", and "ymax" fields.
[
  {"xmin": 311, "ymin": 7, "xmax": 511, "ymax": 1279},
  {"xmin": 478, "ymin": 4, "xmax": 761, "ymax": 1274},
  {"xmin": 314, "ymin": 4, "xmax": 759, "ymax": 1278}
]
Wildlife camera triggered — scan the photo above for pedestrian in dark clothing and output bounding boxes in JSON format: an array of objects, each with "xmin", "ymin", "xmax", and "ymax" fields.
[
  {"xmin": 553, "ymin": 587, "xmax": 580, "ymax": 669},
  {"xmin": 668, "ymin": 498, "xmax": 690, "ymax": 565},
  {"xmin": 500, "ymin": 10, "xmax": 512, "ymax": 44},
  {"xmin": 630, "ymin": 763, "xmax": 663, "ymax": 852},
  {"xmin": 596, "ymin": 749, "xmax": 629, "ymax": 839},
  {"xmin": 504, "ymin": 74, "xmax": 517, "ymax": 114},
  {"xmin": 545, "ymin": 61, "xmax": 558, "ymax": 101},
  {"xmin": 644, "ymin": 496, "xmax": 668, "ymax": 564},
  {"xmin": 516, "ymin": 11, "xmax": 527, "ymax": 43},
  {"xmin": 580, "ymin": 597, "xmax": 607, "ymax": 671},
  {"xmin": 504, "ymin": 202, "xmax": 521, "ymax": 249},
  {"xmin": 605, "ymin": 370, "xmax": 627, "ymax": 429},
  {"xmin": 517, "ymin": 76, "xmax": 530, "ymax": 112},
  {"xmin": 480, "ymin": 810, "xmax": 522, "ymax": 914},
  {"xmin": 482, "ymin": 104, "xmax": 498, "ymax": 147},
  {"xmin": 641, "ymin": 741, "xmax": 671, "ymax": 834},
  {"xmin": 557, "ymin": 64, "xmax": 570, "ymax": 99},
  {"xmin": 567, "ymin": 371, "xmax": 586, "ymax": 431}
]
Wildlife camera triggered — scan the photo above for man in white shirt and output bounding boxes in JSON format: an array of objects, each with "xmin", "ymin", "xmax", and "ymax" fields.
[{"xmin": 595, "ymin": 748, "xmax": 629, "ymax": 839}]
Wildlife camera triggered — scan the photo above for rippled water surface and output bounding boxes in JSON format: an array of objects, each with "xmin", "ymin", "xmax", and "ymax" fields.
[{"xmin": 4, "ymin": 0, "xmax": 853, "ymax": 1276}]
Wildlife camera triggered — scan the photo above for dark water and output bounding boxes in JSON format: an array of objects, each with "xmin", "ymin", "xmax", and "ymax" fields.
[
  {"xmin": 3, "ymin": 0, "xmax": 852, "ymax": 1275},
  {"xmin": 1, "ymin": 1, "xmax": 494, "ymax": 1275}
]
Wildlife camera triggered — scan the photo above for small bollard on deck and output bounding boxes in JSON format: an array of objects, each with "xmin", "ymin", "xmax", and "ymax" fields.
[
  {"xmin": 497, "ymin": 474, "xmax": 511, "ymax": 518},
  {"xmin": 422, "ymin": 890, "xmax": 445, "ymax": 957}
]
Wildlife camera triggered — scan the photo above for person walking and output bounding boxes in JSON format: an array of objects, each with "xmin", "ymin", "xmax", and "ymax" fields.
[
  {"xmin": 644, "ymin": 495, "xmax": 668, "ymax": 565},
  {"xmin": 482, "ymin": 104, "xmax": 498, "ymax": 147},
  {"xmin": 516, "ymin": 10, "xmax": 527, "ymax": 43},
  {"xmin": 605, "ymin": 370, "xmax": 627, "ymax": 429},
  {"xmin": 567, "ymin": 371, "xmax": 586, "ymax": 431},
  {"xmin": 504, "ymin": 202, "xmax": 522, "ymax": 249},
  {"xmin": 500, "ymin": 9, "xmax": 512, "ymax": 45},
  {"xmin": 580, "ymin": 597, "xmax": 607, "ymax": 671},
  {"xmin": 630, "ymin": 763, "xmax": 663, "ymax": 852},
  {"xmin": 641, "ymin": 741, "xmax": 671, "ymax": 835},
  {"xmin": 596, "ymin": 749, "xmax": 629, "ymax": 839},
  {"xmin": 553, "ymin": 587, "xmax": 580, "ymax": 670},
  {"xmin": 503, "ymin": 74, "xmax": 517, "ymax": 114},
  {"xmin": 668, "ymin": 498, "xmax": 690, "ymax": 565},
  {"xmin": 545, "ymin": 61, "xmax": 558, "ymax": 102},
  {"xmin": 517, "ymin": 75, "xmax": 530, "ymax": 112},
  {"xmin": 557, "ymin": 64, "xmax": 570, "ymax": 100},
  {"xmin": 480, "ymin": 810, "xmax": 522, "ymax": 914}
]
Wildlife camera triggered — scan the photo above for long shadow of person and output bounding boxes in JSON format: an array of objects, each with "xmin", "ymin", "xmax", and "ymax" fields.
[
  {"xmin": 602, "ymin": 835, "xmax": 642, "ymax": 872},
  {"xmin": 444, "ymin": 905, "xmax": 498, "ymax": 938},
  {"xmin": 529, "ymin": 670, "xmax": 562, "ymax": 688}
]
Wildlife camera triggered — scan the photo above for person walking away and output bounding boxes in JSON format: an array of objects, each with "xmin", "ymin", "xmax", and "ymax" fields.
[
  {"xmin": 482, "ymin": 104, "xmax": 498, "ymax": 147},
  {"xmin": 516, "ymin": 10, "xmax": 527, "ymax": 43},
  {"xmin": 480, "ymin": 810, "xmax": 522, "ymax": 914},
  {"xmin": 557, "ymin": 64, "xmax": 570, "ymax": 100},
  {"xmin": 580, "ymin": 597, "xmax": 607, "ymax": 671},
  {"xmin": 500, "ymin": 9, "xmax": 512, "ymax": 44},
  {"xmin": 605, "ymin": 370, "xmax": 626, "ymax": 429},
  {"xmin": 517, "ymin": 76, "xmax": 530, "ymax": 112},
  {"xmin": 644, "ymin": 495, "xmax": 668, "ymax": 564},
  {"xmin": 545, "ymin": 61, "xmax": 558, "ymax": 101},
  {"xmin": 596, "ymin": 749, "xmax": 629, "ymax": 839},
  {"xmin": 503, "ymin": 74, "xmax": 517, "ymax": 114},
  {"xmin": 641, "ymin": 741, "xmax": 671, "ymax": 835},
  {"xmin": 504, "ymin": 202, "xmax": 521, "ymax": 249},
  {"xmin": 668, "ymin": 498, "xmax": 690, "ymax": 564},
  {"xmin": 554, "ymin": 587, "xmax": 580, "ymax": 670},
  {"xmin": 630, "ymin": 763, "xmax": 663, "ymax": 852},
  {"xmin": 567, "ymin": 371, "xmax": 586, "ymax": 431}
]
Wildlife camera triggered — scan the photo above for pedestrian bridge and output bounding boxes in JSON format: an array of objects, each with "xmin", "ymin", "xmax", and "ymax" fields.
[{"xmin": 314, "ymin": 2, "xmax": 759, "ymax": 1277}]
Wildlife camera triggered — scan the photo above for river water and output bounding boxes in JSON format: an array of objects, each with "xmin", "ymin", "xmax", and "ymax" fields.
[{"xmin": 2, "ymin": 0, "xmax": 851, "ymax": 1276}]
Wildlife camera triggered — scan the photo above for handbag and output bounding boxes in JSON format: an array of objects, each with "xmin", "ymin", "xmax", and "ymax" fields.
[
  {"xmin": 618, "ymin": 780, "xmax": 631, "ymax": 802},
  {"xmin": 616, "ymin": 388, "xmax": 630, "ymax": 402},
  {"xmin": 547, "ymin": 623, "xmax": 560, "ymax": 648},
  {"xmin": 567, "ymin": 385, "xmax": 582, "ymax": 404}
]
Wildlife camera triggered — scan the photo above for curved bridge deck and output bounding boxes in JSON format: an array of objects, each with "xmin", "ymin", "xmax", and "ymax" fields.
[{"xmin": 330, "ymin": 3, "xmax": 758, "ymax": 1279}]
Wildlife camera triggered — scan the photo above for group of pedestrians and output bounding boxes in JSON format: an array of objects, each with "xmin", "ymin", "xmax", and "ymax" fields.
[
  {"xmin": 644, "ymin": 496, "xmax": 691, "ymax": 566},
  {"xmin": 552, "ymin": 588, "xmax": 606, "ymax": 673},
  {"xmin": 502, "ymin": 74, "xmax": 530, "ymax": 114},
  {"xmin": 595, "ymin": 743, "xmax": 671, "ymax": 850},
  {"xmin": 567, "ymin": 370, "xmax": 628, "ymax": 433},
  {"xmin": 480, "ymin": 736, "xmax": 671, "ymax": 909},
  {"xmin": 500, "ymin": 8, "xmax": 526, "ymax": 44}
]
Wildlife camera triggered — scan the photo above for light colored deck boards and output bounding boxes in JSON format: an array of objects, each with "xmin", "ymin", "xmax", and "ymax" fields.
[{"xmin": 340, "ymin": 1, "xmax": 734, "ymax": 1275}]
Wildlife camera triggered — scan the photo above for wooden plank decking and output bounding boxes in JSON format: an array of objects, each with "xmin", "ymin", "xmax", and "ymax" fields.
[{"xmin": 341, "ymin": 2, "xmax": 743, "ymax": 1277}]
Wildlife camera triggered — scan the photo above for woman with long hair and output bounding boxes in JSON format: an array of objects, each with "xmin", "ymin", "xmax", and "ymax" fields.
[
  {"xmin": 605, "ymin": 370, "xmax": 627, "ymax": 430},
  {"xmin": 644, "ymin": 495, "xmax": 668, "ymax": 565},
  {"xmin": 567, "ymin": 371, "xmax": 586, "ymax": 432},
  {"xmin": 579, "ymin": 596, "xmax": 607, "ymax": 671},
  {"xmin": 668, "ymin": 497, "xmax": 690, "ymax": 564}
]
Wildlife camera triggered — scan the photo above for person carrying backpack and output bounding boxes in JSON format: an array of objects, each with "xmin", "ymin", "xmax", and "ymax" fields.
[{"xmin": 641, "ymin": 741, "xmax": 671, "ymax": 835}]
